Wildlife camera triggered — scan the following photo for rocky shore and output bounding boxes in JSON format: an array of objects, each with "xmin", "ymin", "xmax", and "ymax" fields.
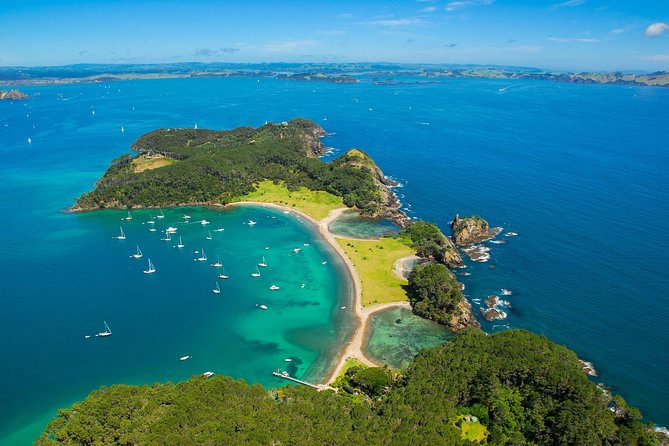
[{"xmin": 451, "ymin": 214, "xmax": 502, "ymax": 246}]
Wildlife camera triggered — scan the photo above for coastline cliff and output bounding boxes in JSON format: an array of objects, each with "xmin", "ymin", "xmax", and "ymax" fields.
[{"xmin": 451, "ymin": 214, "xmax": 501, "ymax": 246}]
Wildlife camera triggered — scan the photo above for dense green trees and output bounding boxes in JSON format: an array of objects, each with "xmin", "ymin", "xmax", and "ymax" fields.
[
  {"xmin": 75, "ymin": 119, "xmax": 382, "ymax": 214},
  {"xmin": 407, "ymin": 262, "xmax": 464, "ymax": 325},
  {"xmin": 400, "ymin": 221, "xmax": 462, "ymax": 267},
  {"xmin": 37, "ymin": 330, "xmax": 659, "ymax": 445}
]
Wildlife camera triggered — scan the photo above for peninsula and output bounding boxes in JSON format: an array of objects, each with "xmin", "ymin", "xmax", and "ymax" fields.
[
  {"xmin": 51, "ymin": 119, "xmax": 664, "ymax": 445},
  {"xmin": 0, "ymin": 89, "xmax": 28, "ymax": 100}
]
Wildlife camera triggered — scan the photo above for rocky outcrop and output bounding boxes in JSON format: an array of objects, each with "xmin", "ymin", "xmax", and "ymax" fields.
[
  {"xmin": 451, "ymin": 214, "xmax": 501, "ymax": 246},
  {"xmin": 447, "ymin": 299, "xmax": 480, "ymax": 332},
  {"xmin": 0, "ymin": 89, "xmax": 28, "ymax": 100},
  {"xmin": 479, "ymin": 295, "xmax": 509, "ymax": 321}
]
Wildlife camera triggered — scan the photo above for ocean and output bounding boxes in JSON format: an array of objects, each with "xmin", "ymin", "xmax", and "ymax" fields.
[{"xmin": 0, "ymin": 76, "xmax": 667, "ymax": 442}]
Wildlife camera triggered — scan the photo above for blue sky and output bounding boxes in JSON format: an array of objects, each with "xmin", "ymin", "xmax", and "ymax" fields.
[{"xmin": 1, "ymin": 0, "xmax": 667, "ymax": 71}]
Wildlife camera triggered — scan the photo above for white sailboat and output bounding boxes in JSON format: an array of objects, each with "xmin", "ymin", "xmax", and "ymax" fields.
[
  {"xmin": 269, "ymin": 285, "xmax": 280, "ymax": 290},
  {"xmin": 197, "ymin": 248, "xmax": 207, "ymax": 261},
  {"xmin": 177, "ymin": 236, "xmax": 185, "ymax": 248},
  {"xmin": 116, "ymin": 227, "xmax": 126, "ymax": 240},
  {"xmin": 218, "ymin": 268, "xmax": 229, "ymax": 280},
  {"xmin": 148, "ymin": 223, "xmax": 157, "ymax": 232},
  {"xmin": 161, "ymin": 231, "xmax": 171, "ymax": 241},
  {"xmin": 143, "ymin": 258, "xmax": 156, "ymax": 274},
  {"xmin": 251, "ymin": 266, "xmax": 261, "ymax": 277},
  {"xmin": 206, "ymin": 231, "xmax": 212, "ymax": 240},
  {"xmin": 247, "ymin": 220, "xmax": 257, "ymax": 226},
  {"xmin": 166, "ymin": 226, "xmax": 177, "ymax": 234},
  {"xmin": 180, "ymin": 355, "xmax": 191, "ymax": 361},
  {"xmin": 147, "ymin": 214, "xmax": 155, "ymax": 224},
  {"xmin": 200, "ymin": 219, "xmax": 210, "ymax": 225},
  {"xmin": 156, "ymin": 209, "xmax": 165, "ymax": 219},
  {"xmin": 257, "ymin": 304, "xmax": 268, "ymax": 310},
  {"xmin": 211, "ymin": 255, "xmax": 222, "ymax": 267},
  {"xmin": 183, "ymin": 214, "xmax": 191, "ymax": 220},
  {"xmin": 258, "ymin": 256, "xmax": 267, "ymax": 267},
  {"xmin": 125, "ymin": 211, "xmax": 132, "ymax": 221},
  {"xmin": 132, "ymin": 245, "xmax": 143, "ymax": 259},
  {"xmin": 212, "ymin": 282, "xmax": 221, "ymax": 294},
  {"xmin": 97, "ymin": 321, "xmax": 112, "ymax": 337}
]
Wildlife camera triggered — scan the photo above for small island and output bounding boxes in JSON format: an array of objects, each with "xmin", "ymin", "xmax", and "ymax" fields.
[
  {"xmin": 0, "ymin": 89, "xmax": 28, "ymax": 100},
  {"xmin": 47, "ymin": 119, "xmax": 663, "ymax": 445}
]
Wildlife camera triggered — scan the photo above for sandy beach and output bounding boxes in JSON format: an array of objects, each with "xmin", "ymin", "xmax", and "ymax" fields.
[{"xmin": 228, "ymin": 201, "xmax": 411, "ymax": 385}]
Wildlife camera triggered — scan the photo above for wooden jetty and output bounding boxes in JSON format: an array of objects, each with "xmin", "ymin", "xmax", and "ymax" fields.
[{"xmin": 272, "ymin": 370, "xmax": 334, "ymax": 392}]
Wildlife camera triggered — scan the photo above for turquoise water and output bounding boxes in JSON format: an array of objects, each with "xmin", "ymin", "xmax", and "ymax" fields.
[
  {"xmin": 366, "ymin": 307, "xmax": 453, "ymax": 369},
  {"xmin": 328, "ymin": 210, "xmax": 400, "ymax": 239},
  {"xmin": 1, "ymin": 76, "xmax": 668, "ymax": 442}
]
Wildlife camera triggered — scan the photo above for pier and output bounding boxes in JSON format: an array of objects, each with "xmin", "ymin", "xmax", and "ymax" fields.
[{"xmin": 272, "ymin": 370, "xmax": 334, "ymax": 392}]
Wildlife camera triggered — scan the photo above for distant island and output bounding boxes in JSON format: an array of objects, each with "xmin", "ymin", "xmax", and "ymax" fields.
[
  {"xmin": 52, "ymin": 119, "xmax": 665, "ymax": 445},
  {"xmin": 2, "ymin": 62, "xmax": 667, "ymax": 87},
  {"xmin": 0, "ymin": 89, "xmax": 28, "ymax": 100}
]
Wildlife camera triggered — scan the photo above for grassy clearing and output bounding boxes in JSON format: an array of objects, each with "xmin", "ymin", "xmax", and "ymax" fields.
[
  {"xmin": 454, "ymin": 416, "xmax": 489, "ymax": 443},
  {"xmin": 336, "ymin": 237, "xmax": 415, "ymax": 306},
  {"xmin": 332, "ymin": 358, "xmax": 368, "ymax": 388},
  {"xmin": 131, "ymin": 154, "xmax": 175, "ymax": 173},
  {"xmin": 234, "ymin": 180, "xmax": 344, "ymax": 221}
]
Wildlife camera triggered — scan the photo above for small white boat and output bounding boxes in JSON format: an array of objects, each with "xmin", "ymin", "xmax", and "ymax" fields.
[
  {"xmin": 203, "ymin": 371, "xmax": 214, "ymax": 378},
  {"xmin": 212, "ymin": 282, "xmax": 221, "ymax": 294},
  {"xmin": 143, "ymin": 258, "xmax": 156, "ymax": 274},
  {"xmin": 132, "ymin": 245, "xmax": 143, "ymax": 259},
  {"xmin": 121, "ymin": 126, "xmax": 125, "ymax": 133},
  {"xmin": 251, "ymin": 266, "xmax": 261, "ymax": 277},
  {"xmin": 84, "ymin": 335, "xmax": 91, "ymax": 339},
  {"xmin": 156, "ymin": 210, "xmax": 165, "ymax": 219},
  {"xmin": 218, "ymin": 268, "xmax": 229, "ymax": 280},
  {"xmin": 257, "ymin": 304, "xmax": 268, "ymax": 310},
  {"xmin": 213, "ymin": 228, "xmax": 224, "ymax": 232},
  {"xmin": 148, "ymin": 224, "xmax": 157, "ymax": 232},
  {"xmin": 258, "ymin": 256, "xmax": 267, "ymax": 267},
  {"xmin": 321, "ymin": 261, "xmax": 328, "ymax": 265},
  {"xmin": 147, "ymin": 214, "xmax": 155, "ymax": 224},
  {"xmin": 247, "ymin": 220, "xmax": 257, "ymax": 226},
  {"xmin": 177, "ymin": 236, "xmax": 185, "ymax": 248},
  {"xmin": 505, "ymin": 232, "xmax": 518, "ymax": 237},
  {"xmin": 269, "ymin": 285, "xmax": 280, "ymax": 290},
  {"xmin": 183, "ymin": 214, "xmax": 191, "ymax": 220},
  {"xmin": 284, "ymin": 358, "xmax": 292, "ymax": 362},
  {"xmin": 211, "ymin": 255, "xmax": 222, "ymax": 267},
  {"xmin": 116, "ymin": 227, "xmax": 126, "ymax": 240},
  {"xmin": 206, "ymin": 231, "xmax": 212, "ymax": 240},
  {"xmin": 303, "ymin": 243, "xmax": 309, "ymax": 247},
  {"xmin": 161, "ymin": 232, "xmax": 171, "ymax": 241},
  {"xmin": 97, "ymin": 321, "xmax": 112, "ymax": 337},
  {"xmin": 180, "ymin": 355, "xmax": 191, "ymax": 361},
  {"xmin": 293, "ymin": 248, "xmax": 301, "ymax": 253},
  {"xmin": 200, "ymin": 219, "xmax": 210, "ymax": 225},
  {"xmin": 197, "ymin": 248, "xmax": 207, "ymax": 261},
  {"xmin": 27, "ymin": 137, "xmax": 32, "ymax": 144},
  {"xmin": 166, "ymin": 227, "xmax": 177, "ymax": 234},
  {"xmin": 341, "ymin": 306, "xmax": 346, "ymax": 310},
  {"xmin": 125, "ymin": 211, "xmax": 132, "ymax": 221},
  {"xmin": 301, "ymin": 283, "xmax": 305, "ymax": 289}
]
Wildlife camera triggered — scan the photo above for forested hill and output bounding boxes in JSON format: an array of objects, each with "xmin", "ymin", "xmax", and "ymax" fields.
[
  {"xmin": 73, "ymin": 118, "xmax": 391, "ymax": 215},
  {"xmin": 37, "ymin": 330, "xmax": 660, "ymax": 445}
]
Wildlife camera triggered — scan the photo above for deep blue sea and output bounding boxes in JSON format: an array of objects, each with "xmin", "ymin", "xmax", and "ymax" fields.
[{"xmin": 1, "ymin": 76, "xmax": 667, "ymax": 443}]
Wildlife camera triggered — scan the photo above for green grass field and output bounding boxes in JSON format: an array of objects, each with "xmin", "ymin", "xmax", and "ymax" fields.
[
  {"xmin": 454, "ymin": 416, "xmax": 489, "ymax": 443},
  {"xmin": 235, "ymin": 180, "xmax": 344, "ymax": 221},
  {"xmin": 336, "ymin": 237, "xmax": 415, "ymax": 306}
]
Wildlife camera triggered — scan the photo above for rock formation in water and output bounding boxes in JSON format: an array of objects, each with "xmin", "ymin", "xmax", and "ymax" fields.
[
  {"xmin": 451, "ymin": 214, "xmax": 501, "ymax": 246},
  {"xmin": 0, "ymin": 89, "xmax": 28, "ymax": 100},
  {"xmin": 479, "ymin": 295, "xmax": 509, "ymax": 321}
]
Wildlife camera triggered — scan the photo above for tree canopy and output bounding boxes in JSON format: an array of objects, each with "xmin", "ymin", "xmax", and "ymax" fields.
[
  {"xmin": 37, "ymin": 330, "xmax": 659, "ymax": 445},
  {"xmin": 407, "ymin": 262, "xmax": 464, "ymax": 325}
]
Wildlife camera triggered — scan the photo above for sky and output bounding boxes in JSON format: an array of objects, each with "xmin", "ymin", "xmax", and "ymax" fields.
[{"xmin": 0, "ymin": 0, "xmax": 667, "ymax": 71}]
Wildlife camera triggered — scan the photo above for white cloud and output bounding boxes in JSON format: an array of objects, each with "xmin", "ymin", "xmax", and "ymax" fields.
[
  {"xmin": 547, "ymin": 36, "xmax": 599, "ymax": 43},
  {"xmin": 419, "ymin": 6, "xmax": 438, "ymax": 12},
  {"xmin": 445, "ymin": 0, "xmax": 493, "ymax": 12},
  {"xmin": 644, "ymin": 22, "xmax": 669, "ymax": 37},
  {"xmin": 361, "ymin": 18, "xmax": 425, "ymax": 26},
  {"xmin": 550, "ymin": 0, "xmax": 584, "ymax": 11},
  {"xmin": 640, "ymin": 54, "xmax": 669, "ymax": 62},
  {"xmin": 610, "ymin": 28, "xmax": 625, "ymax": 35}
]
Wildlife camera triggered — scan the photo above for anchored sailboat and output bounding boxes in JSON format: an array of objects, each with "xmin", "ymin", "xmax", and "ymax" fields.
[
  {"xmin": 116, "ymin": 227, "xmax": 126, "ymax": 240},
  {"xmin": 258, "ymin": 256, "xmax": 267, "ymax": 267},
  {"xmin": 177, "ymin": 236, "xmax": 185, "ymax": 248},
  {"xmin": 161, "ymin": 231, "xmax": 171, "ymax": 241},
  {"xmin": 206, "ymin": 231, "xmax": 212, "ymax": 240},
  {"xmin": 218, "ymin": 268, "xmax": 229, "ymax": 280},
  {"xmin": 97, "ymin": 321, "xmax": 112, "ymax": 337},
  {"xmin": 143, "ymin": 258, "xmax": 156, "ymax": 274},
  {"xmin": 212, "ymin": 282, "xmax": 221, "ymax": 294},
  {"xmin": 132, "ymin": 245, "xmax": 143, "ymax": 259},
  {"xmin": 125, "ymin": 211, "xmax": 132, "ymax": 221},
  {"xmin": 156, "ymin": 209, "xmax": 165, "ymax": 219},
  {"xmin": 251, "ymin": 266, "xmax": 261, "ymax": 277},
  {"xmin": 211, "ymin": 255, "xmax": 222, "ymax": 267},
  {"xmin": 197, "ymin": 248, "xmax": 207, "ymax": 261}
]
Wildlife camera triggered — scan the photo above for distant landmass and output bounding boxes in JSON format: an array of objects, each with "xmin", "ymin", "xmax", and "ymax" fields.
[
  {"xmin": 0, "ymin": 88, "xmax": 28, "ymax": 100},
  {"xmin": 1, "ymin": 62, "xmax": 666, "ymax": 87}
]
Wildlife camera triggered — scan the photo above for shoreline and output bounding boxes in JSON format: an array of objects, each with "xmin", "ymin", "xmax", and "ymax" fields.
[{"xmin": 227, "ymin": 201, "xmax": 411, "ymax": 385}]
